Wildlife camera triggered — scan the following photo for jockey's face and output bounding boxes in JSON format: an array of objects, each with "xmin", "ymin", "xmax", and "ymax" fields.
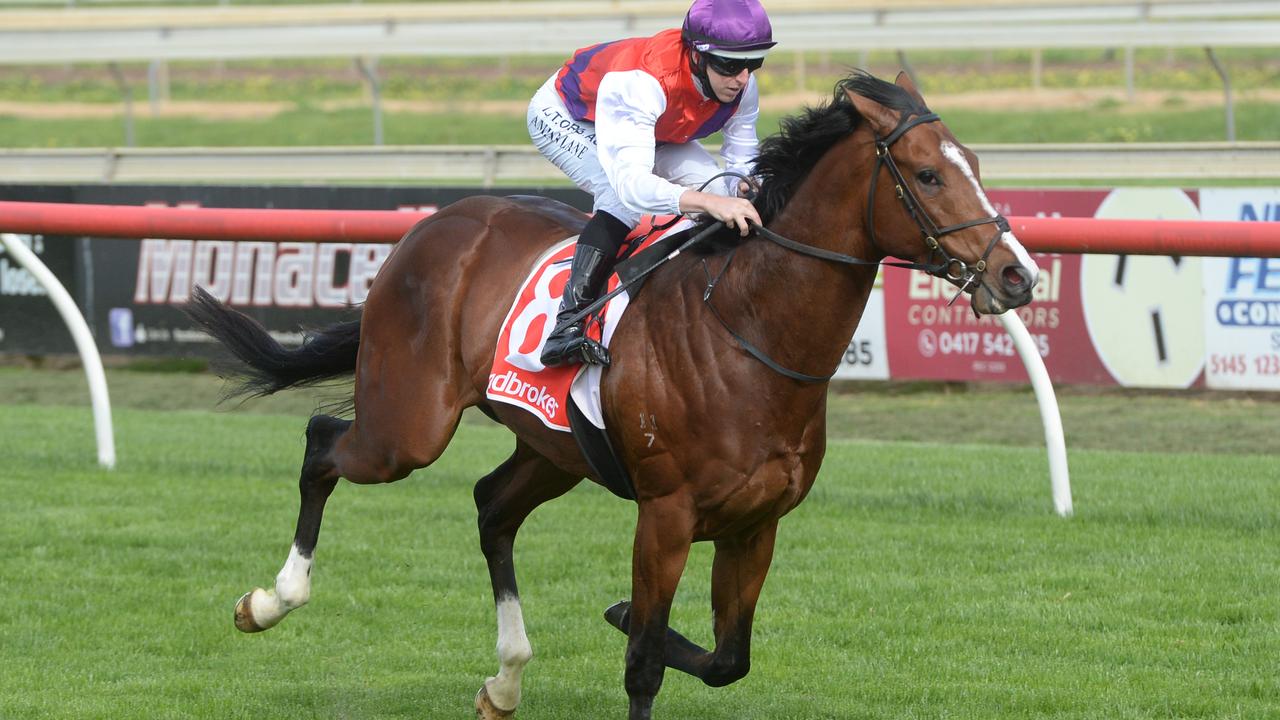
[{"xmin": 701, "ymin": 52, "xmax": 756, "ymax": 102}]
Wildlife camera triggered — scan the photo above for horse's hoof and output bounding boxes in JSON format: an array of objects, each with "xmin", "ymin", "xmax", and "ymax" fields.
[
  {"xmin": 234, "ymin": 589, "xmax": 269, "ymax": 633},
  {"xmin": 475, "ymin": 685, "xmax": 516, "ymax": 719},
  {"xmin": 604, "ymin": 600, "xmax": 631, "ymax": 633}
]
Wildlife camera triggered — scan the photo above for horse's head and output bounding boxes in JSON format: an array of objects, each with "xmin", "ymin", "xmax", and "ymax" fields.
[{"xmin": 845, "ymin": 72, "xmax": 1038, "ymax": 315}]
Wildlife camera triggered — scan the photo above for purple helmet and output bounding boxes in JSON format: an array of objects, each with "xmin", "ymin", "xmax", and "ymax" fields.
[{"xmin": 682, "ymin": 0, "xmax": 776, "ymax": 59}]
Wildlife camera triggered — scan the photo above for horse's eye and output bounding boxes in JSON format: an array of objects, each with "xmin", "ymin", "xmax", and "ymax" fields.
[{"xmin": 917, "ymin": 170, "xmax": 941, "ymax": 187}]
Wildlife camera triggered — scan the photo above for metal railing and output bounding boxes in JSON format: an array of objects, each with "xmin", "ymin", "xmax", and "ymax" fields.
[
  {"xmin": 3, "ymin": 1, "xmax": 1278, "ymax": 62},
  {"xmin": 3, "ymin": 143, "xmax": 1278, "ymax": 185}
]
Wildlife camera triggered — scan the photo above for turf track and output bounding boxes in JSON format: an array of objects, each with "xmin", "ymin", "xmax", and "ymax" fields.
[{"xmin": 1, "ymin": 392, "xmax": 1277, "ymax": 719}]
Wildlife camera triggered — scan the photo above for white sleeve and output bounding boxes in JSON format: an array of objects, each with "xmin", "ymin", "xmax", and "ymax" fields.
[
  {"xmin": 718, "ymin": 76, "xmax": 761, "ymax": 196},
  {"xmin": 594, "ymin": 70, "xmax": 688, "ymax": 217}
]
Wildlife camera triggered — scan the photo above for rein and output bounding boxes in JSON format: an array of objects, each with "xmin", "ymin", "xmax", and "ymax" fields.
[
  {"xmin": 555, "ymin": 113, "xmax": 1011, "ymax": 383},
  {"xmin": 550, "ymin": 174, "xmax": 945, "ymax": 342},
  {"xmin": 700, "ymin": 221, "xmax": 947, "ymax": 383},
  {"xmin": 701, "ymin": 111, "xmax": 1010, "ymax": 384}
]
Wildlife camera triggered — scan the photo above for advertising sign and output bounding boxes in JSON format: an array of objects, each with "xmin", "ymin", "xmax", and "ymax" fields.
[
  {"xmin": 2, "ymin": 183, "xmax": 1277, "ymax": 393},
  {"xmin": 1199, "ymin": 189, "xmax": 1280, "ymax": 390},
  {"xmin": 882, "ymin": 188, "xmax": 1207, "ymax": 388},
  {"xmin": 0, "ymin": 232, "xmax": 79, "ymax": 354},
  {"xmin": 0, "ymin": 184, "xmax": 590, "ymax": 358},
  {"xmin": 832, "ymin": 277, "xmax": 889, "ymax": 380},
  {"xmin": 884, "ymin": 189, "xmax": 1109, "ymax": 384},
  {"xmin": 1080, "ymin": 188, "xmax": 1204, "ymax": 388}
]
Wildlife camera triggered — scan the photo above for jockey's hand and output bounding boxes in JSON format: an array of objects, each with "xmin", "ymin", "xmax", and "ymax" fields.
[{"xmin": 679, "ymin": 190, "xmax": 762, "ymax": 237}]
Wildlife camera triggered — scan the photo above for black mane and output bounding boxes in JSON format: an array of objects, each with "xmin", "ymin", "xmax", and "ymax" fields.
[{"xmin": 751, "ymin": 70, "xmax": 929, "ymax": 225}]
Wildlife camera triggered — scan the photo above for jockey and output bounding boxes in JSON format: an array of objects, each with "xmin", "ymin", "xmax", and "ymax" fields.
[{"xmin": 527, "ymin": 0, "xmax": 775, "ymax": 368}]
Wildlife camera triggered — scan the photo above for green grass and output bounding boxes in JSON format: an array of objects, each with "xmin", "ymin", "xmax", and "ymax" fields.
[
  {"xmin": 0, "ymin": 106, "xmax": 535, "ymax": 148},
  {"xmin": 5, "ymin": 367, "xmax": 1279, "ymax": 454},
  {"xmin": 1, "ymin": 100, "xmax": 1276, "ymax": 150},
  {"xmin": 1, "ymin": 369, "xmax": 1278, "ymax": 718},
  {"xmin": 764, "ymin": 102, "xmax": 1279, "ymax": 145},
  {"xmin": 2, "ymin": 49, "xmax": 1276, "ymax": 104}
]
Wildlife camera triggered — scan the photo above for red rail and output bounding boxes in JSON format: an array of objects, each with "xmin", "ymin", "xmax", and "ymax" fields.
[
  {"xmin": 1007, "ymin": 216, "xmax": 1280, "ymax": 257},
  {"xmin": 0, "ymin": 201, "xmax": 420, "ymax": 243},
  {"xmin": 2, "ymin": 200, "xmax": 1278, "ymax": 257}
]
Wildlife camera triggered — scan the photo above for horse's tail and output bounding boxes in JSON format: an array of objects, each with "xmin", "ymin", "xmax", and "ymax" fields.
[{"xmin": 185, "ymin": 286, "xmax": 361, "ymax": 399}]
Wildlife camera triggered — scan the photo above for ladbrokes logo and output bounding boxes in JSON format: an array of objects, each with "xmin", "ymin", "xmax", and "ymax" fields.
[{"xmin": 487, "ymin": 370, "xmax": 560, "ymax": 419}]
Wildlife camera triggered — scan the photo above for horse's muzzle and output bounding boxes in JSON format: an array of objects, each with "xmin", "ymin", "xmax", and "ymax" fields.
[{"xmin": 972, "ymin": 263, "xmax": 1037, "ymax": 315}]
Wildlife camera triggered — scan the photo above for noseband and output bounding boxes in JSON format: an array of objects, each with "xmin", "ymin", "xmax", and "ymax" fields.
[{"xmin": 867, "ymin": 111, "xmax": 1010, "ymax": 305}]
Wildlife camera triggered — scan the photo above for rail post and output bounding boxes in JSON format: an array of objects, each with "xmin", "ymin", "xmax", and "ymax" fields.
[
  {"xmin": 999, "ymin": 311, "xmax": 1071, "ymax": 517},
  {"xmin": 0, "ymin": 233, "xmax": 116, "ymax": 469}
]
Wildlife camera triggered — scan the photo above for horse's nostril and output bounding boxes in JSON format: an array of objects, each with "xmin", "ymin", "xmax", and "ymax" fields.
[{"xmin": 1003, "ymin": 266, "xmax": 1027, "ymax": 288}]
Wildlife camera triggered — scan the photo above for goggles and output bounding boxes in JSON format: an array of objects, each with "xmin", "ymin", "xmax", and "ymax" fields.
[{"xmin": 703, "ymin": 54, "xmax": 765, "ymax": 77}]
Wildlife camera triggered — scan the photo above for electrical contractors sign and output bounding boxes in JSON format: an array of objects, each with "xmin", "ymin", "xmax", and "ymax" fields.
[{"xmin": 884, "ymin": 188, "xmax": 1207, "ymax": 388}]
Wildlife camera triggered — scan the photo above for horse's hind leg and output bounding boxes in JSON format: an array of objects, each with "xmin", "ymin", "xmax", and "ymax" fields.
[
  {"xmin": 474, "ymin": 443, "xmax": 581, "ymax": 719},
  {"xmin": 234, "ymin": 414, "xmax": 349, "ymax": 632},
  {"xmin": 233, "ymin": 277, "xmax": 475, "ymax": 632}
]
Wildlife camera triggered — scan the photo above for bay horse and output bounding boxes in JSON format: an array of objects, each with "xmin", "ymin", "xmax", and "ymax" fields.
[{"xmin": 187, "ymin": 71, "xmax": 1038, "ymax": 720}]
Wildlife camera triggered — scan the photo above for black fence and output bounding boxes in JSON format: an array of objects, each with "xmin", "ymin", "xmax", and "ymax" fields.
[{"xmin": 0, "ymin": 184, "xmax": 590, "ymax": 357}]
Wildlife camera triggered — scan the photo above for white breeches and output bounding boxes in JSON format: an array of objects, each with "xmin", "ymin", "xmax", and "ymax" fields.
[{"xmin": 527, "ymin": 75, "xmax": 727, "ymax": 226}]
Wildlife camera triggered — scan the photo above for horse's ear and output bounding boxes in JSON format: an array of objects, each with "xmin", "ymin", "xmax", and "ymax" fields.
[
  {"xmin": 894, "ymin": 71, "xmax": 926, "ymax": 107},
  {"xmin": 844, "ymin": 89, "xmax": 899, "ymax": 136}
]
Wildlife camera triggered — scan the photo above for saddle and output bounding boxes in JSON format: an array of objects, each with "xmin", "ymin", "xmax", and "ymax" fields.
[{"xmin": 486, "ymin": 216, "xmax": 701, "ymax": 500}]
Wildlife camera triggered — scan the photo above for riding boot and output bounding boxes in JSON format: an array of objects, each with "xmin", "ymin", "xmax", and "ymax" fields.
[{"xmin": 541, "ymin": 213, "xmax": 629, "ymax": 368}]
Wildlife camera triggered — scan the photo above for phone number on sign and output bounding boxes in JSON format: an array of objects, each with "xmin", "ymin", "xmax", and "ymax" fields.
[
  {"xmin": 916, "ymin": 330, "xmax": 1049, "ymax": 358},
  {"xmin": 1210, "ymin": 353, "xmax": 1280, "ymax": 376}
]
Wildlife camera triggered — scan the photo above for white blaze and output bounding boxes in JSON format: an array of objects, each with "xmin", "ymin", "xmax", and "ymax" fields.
[{"xmin": 940, "ymin": 141, "xmax": 1039, "ymax": 281}]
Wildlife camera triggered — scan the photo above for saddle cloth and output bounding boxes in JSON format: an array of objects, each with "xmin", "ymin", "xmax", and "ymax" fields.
[{"xmin": 486, "ymin": 216, "xmax": 691, "ymax": 432}]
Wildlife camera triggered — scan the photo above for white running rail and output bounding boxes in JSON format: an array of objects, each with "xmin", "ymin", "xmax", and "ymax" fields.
[
  {"xmin": 0, "ymin": 233, "xmax": 116, "ymax": 470},
  {"xmin": 999, "ymin": 310, "xmax": 1071, "ymax": 517}
]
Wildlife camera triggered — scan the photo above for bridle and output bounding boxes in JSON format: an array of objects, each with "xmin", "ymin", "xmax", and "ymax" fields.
[{"xmin": 866, "ymin": 110, "xmax": 1010, "ymax": 304}]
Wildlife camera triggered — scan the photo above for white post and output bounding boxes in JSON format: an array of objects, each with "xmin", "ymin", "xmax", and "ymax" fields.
[
  {"xmin": 0, "ymin": 234, "xmax": 116, "ymax": 469},
  {"xmin": 998, "ymin": 310, "xmax": 1071, "ymax": 517}
]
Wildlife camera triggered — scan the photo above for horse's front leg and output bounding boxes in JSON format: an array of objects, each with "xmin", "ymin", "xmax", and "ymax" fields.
[
  {"xmin": 605, "ymin": 521, "xmax": 778, "ymax": 687},
  {"xmin": 700, "ymin": 521, "xmax": 778, "ymax": 685},
  {"xmin": 625, "ymin": 496, "xmax": 695, "ymax": 720},
  {"xmin": 235, "ymin": 415, "xmax": 348, "ymax": 632},
  {"xmin": 474, "ymin": 445, "xmax": 581, "ymax": 719}
]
